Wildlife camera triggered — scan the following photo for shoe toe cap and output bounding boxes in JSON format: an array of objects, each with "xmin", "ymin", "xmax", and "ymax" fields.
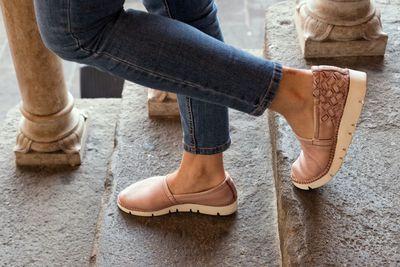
[
  {"xmin": 117, "ymin": 176, "xmax": 170, "ymax": 212},
  {"xmin": 117, "ymin": 186, "xmax": 138, "ymax": 211},
  {"xmin": 291, "ymin": 149, "xmax": 328, "ymax": 183}
]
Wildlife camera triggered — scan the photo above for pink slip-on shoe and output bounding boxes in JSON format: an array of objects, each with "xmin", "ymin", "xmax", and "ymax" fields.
[
  {"xmin": 291, "ymin": 66, "xmax": 367, "ymax": 190},
  {"xmin": 117, "ymin": 172, "xmax": 237, "ymax": 217}
]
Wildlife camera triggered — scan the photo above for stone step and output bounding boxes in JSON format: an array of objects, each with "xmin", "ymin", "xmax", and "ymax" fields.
[
  {"xmin": 92, "ymin": 73, "xmax": 281, "ymax": 265},
  {"xmin": 0, "ymin": 99, "xmax": 120, "ymax": 266},
  {"xmin": 265, "ymin": 1, "xmax": 400, "ymax": 266},
  {"xmin": 0, "ymin": 48, "xmax": 281, "ymax": 265}
]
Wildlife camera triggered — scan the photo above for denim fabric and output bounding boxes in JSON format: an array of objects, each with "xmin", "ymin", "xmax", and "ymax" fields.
[
  {"xmin": 142, "ymin": 0, "xmax": 231, "ymax": 155},
  {"xmin": 33, "ymin": 1, "xmax": 282, "ymax": 151}
]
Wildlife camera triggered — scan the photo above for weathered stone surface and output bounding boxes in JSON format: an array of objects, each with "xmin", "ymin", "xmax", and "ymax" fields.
[
  {"xmin": 0, "ymin": 99, "xmax": 120, "ymax": 267},
  {"xmin": 94, "ymin": 83, "xmax": 281, "ymax": 266},
  {"xmin": 266, "ymin": 1, "xmax": 400, "ymax": 266}
]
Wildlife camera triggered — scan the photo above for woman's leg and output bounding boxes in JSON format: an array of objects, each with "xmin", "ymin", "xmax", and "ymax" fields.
[
  {"xmin": 33, "ymin": 1, "xmax": 367, "ymax": 213},
  {"xmin": 142, "ymin": 0, "xmax": 229, "ymax": 194},
  {"xmin": 33, "ymin": 0, "xmax": 282, "ymax": 117}
]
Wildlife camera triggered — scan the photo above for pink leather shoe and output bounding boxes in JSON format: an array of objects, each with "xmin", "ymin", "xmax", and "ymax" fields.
[
  {"xmin": 117, "ymin": 172, "xmax": 237, "ymax": 216},
  {"xmin": 291, "ymin": 66, "xmax": 367, "ymax": 190}
]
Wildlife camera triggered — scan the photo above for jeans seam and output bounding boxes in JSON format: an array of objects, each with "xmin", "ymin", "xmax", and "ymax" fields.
[
  {"xmin": 162, "ymin": 0, "xmax": 173, "ymax": 18},
  {"xmin": 82, "ymin": 47, "xmax": 255, "ymax": 109},
  {"xmin": 186, "ymin": 97, "xmax": 197, "ymax": 148},
  {"xmin": 67, "ymin": 0, "xmax": 87, "ymax": 55},
  {"xmin": 161, "ymin": 0, "xmax": 197, "ymax": 149}
]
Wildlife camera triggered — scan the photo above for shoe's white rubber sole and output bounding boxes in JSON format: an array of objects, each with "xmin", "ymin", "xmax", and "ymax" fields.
[
  {"xmin": 293, "ymin": 69, "xmax": 367, "ymax": 190},
  {"xmin": 117, "ymin": 200, "xmax": 238, "ymax": 217}
]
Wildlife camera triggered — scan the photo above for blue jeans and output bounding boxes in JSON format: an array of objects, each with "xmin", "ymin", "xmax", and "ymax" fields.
[
  {"xmin": 33, "ymin": 0, "xmax": 282, "ymax": 155},
  {"xmin": 143, "ymin": 0, "xmax": 231, "ymax": 155}
]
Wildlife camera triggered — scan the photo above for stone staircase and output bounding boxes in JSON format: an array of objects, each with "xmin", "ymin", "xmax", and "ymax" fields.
[
  {"xmin": 266, "ymin": 1, "xmax": 400, "ymax": 266},
  {"xmin": 0, "ymin": 76, "xmax": 281, "ymax": 266},
  {"xmin": 92, "ymin": 81, "xmax": 280, "ymax": 266},
  {"xmin": 1, "ymin": 1, "xmax": 400, "ymax": 266}
]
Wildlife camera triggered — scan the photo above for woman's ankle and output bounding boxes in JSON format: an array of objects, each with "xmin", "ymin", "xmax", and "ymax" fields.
[
  {"xmin": 269, "ymin": 67, "xmax": 312, "ymax": 114},
  {"xmin": 167, "ymin": 152, "xmax": 226, "ymax": 194},
  {"xmin": 269, "ymin": 67, "xmax": 315, "ymax": 138}
]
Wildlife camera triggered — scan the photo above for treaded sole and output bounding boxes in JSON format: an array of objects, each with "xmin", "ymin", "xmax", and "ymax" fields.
[
  {"xmin": 293, "ymin": 69, "xmax": 367, "ymax": 190},
  {"xmin": 117, "ymin": 201, "xmax": 238, "ymax": 217}
]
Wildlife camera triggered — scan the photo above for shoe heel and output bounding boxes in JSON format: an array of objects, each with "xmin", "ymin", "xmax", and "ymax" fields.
[
  {"xmin": 343, "ymin": 69, "xmax": 367, "ymax": 133},
  {"xmin": 330, "ymin": 69, "xmax": 367, "ymax": 176}
]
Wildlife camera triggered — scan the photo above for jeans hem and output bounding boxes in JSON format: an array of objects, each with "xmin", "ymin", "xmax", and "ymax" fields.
[
  {"xmin": 183, "ymin": 138, "xmax": 231, "ymax": 155},
  {"xmin": 250, "ymin": 62, "xmax": 283, "ymax": 116}
]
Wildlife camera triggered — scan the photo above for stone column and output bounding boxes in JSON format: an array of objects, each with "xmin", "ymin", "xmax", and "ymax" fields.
[
  {"xmin": 0, "ymin": 0, "xmax": 88, "ymax": 166},
  {"xmin": 295, "ymin": 0, "xmax": 388, "ymax": 58},
  {"xmin": 148, "ymin": 90, "xmax": 180, "ymax": 119}
]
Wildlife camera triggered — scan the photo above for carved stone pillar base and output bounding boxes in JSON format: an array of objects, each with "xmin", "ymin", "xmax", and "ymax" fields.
[
  {"xmin": 295, "ymin": 0, "xmax": 388, "ymax": 58},
  {"xmin": 147, "ymin": 89, "xmax": 180, "ymax": 119},
  {"xmin": 15, "ymin": 111, "xmax": 89, "ymax": 167}
]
